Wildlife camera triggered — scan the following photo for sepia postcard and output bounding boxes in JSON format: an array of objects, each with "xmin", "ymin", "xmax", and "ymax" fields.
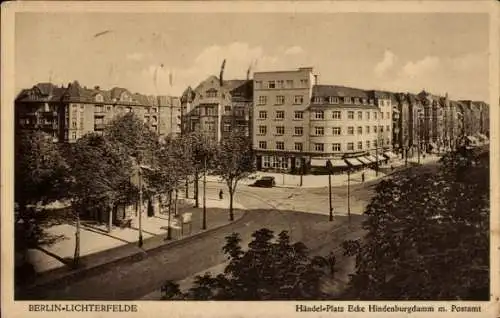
[{"xmin": 1, "ymin": 1, "xmax": 499, "ymax": 318}]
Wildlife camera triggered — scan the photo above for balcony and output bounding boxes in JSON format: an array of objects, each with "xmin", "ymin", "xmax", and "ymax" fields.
[{"xmin": 94, "ymin": 123, "xmax": 106, "ymax": 130}]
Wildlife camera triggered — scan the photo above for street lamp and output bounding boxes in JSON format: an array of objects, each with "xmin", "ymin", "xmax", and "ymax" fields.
[{"xmin": 326, "ymin": 160, "xmax": 333, "ymax": 222}]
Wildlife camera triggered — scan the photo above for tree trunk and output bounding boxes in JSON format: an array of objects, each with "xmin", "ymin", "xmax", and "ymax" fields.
[
  {"xmin": 73, "ymin": 212, "xmax": 81, "ymax": 267},
  {"xmin": 194, "ymin": 171, "xmax": 199, "ymax": 208},
  {"xmin": 107, "ymin": 202, "xmax": 113, "ymax": 233},
  {"xmin": 229, "ymin": 189, "xmax": 234, "ymax": 221},
  {"xmin": 174, "ymin": 187, "xmax": 178, "ymax": 217},
  {"xmin": 185, "ymin": 179, "xmax": 189, "ymax": 199}
]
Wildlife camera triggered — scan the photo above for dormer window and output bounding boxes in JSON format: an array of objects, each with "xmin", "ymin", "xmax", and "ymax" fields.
[
  {"xmin": 329, "ymin": 97, "xmax": 339, "ymax": 104},
  {"xmin": 313, "ymin": 97, "xmax": 322, "ymax": 104},
  {"xmin": 353, "ymin": 97, "xmax": 360, "ymax": 104},
  {"xmin": 206, "ymin": 89, "xmax": 218, "ymax": 98},
  {"xmin": 95, "ymin": 94, "xmax": 104, "ymax": 102},
  {"xmin": 369, "ymin": 99, "xmax": 374, "ymax": 105},
  {"xmin": 344, "ymin": 97, "xmax": 352, "ymax": 104},
  {"xmin": 378, "ymin": 100, "xmax": 384, "ymax": 107},
  {"xmin": 362, "ymin": 98, "xmax": 367, "ymax": 105}
]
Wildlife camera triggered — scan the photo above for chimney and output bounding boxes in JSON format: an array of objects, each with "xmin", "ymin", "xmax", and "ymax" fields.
[
  {"xmin": 314, "ymin": 75, "xmax": 319, "ymax": 85},
  {"xmin": 94, "ymin": 86, "xmax": 100, "ymax": 90}
]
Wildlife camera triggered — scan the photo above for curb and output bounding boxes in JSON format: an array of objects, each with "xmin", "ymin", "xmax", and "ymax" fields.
[{"xmin": 18, "ymin": 210, "xmax": 248, "ymax": 298}]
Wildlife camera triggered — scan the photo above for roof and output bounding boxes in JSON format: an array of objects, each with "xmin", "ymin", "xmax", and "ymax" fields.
[{"xmin": 312, "ymin": 85, "xmax": 369, "ymax": 98}]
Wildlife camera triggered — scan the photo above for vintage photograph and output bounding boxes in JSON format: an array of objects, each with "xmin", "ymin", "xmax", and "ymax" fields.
[{"xmin": 10, "ymin": 8, "xmax": 491, "ymax": 303}]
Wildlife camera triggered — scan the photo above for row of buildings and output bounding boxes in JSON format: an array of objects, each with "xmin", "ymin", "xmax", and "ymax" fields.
[
  {"xmin": 16, "ymin": 67, "xmax": 489, "ymax": 174},
  {"xmin": 180, "ymin": 67, "xmax": 489, "ymax": 173},
  {"xmin": 15, "ymin": 81, "xmax": 182, "ymax": 142}
]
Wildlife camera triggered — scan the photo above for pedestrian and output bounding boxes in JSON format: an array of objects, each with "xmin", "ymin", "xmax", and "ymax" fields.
[
  {"xmin": 390, "ymin": 165, "xmax": 394, "ymax": 172},
  {"xmin": 219, "ymin": 189, "xmax": 223, "ymax": 200},
  {"xmin": 361, "ymin": 172, "xmax": 365, "ymax": 183}
]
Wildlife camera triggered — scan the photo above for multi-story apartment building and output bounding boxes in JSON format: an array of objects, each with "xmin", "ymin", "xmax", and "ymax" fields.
[
  {"xmin": 15, "ymin": 81, "xmax": 180, "ymax": 142},
  {"xmin": 253, "ymin": 67, "xmax": 315, "ymax": 172},
  {"xmin": 180, "ymin": 76, "xmax": 252, "ymax": 142},
  {"xmin": 253, "ymin": 67, "xmax": 395, "ymax": 173}
]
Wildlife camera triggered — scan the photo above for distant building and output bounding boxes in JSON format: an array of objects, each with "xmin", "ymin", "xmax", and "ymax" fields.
[
  {"xmin": 180, "ymin": 76, "xmax": 253, "ymax": 142},
  {"xmin": 15, "ymin": 81, "xmax": 180, "ymax": 142}
]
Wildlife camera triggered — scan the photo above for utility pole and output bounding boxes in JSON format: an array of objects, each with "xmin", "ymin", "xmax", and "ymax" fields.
[
  {"xmin": 202, "ymin": 155, "xmax": 207, "ymax": 230},
  {"xmin": 138, "ymin": 167, "xmax": 143, "ymax": 247},
  {"xmin": 347, "ymin": 168, "xmax": 351, "ymax": 226}
]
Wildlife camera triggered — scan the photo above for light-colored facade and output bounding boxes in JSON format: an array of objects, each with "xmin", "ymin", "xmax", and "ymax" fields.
[{"xmin": 253, "ymin": 67, "xmax": 315, "ymax": 171}]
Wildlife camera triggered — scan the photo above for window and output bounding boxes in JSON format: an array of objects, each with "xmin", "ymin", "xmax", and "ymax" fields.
[
  {"xmin": 380, "ymin": 126, "xmax": 384, "ymax": 133},
  {"xmin": 258, "ymin": 96, "xmax": 267, "ymax": 105},
  {"xmin": 314, "ymin": 143, "xmax": 324, "ymax": 152},
  {"xmin": 255, "ymin": 81, "xmax": 263, "ymax": 89},
  {"xmin": 366, "ymin": 111, "xmax": 370, "ymax": 120},
  {"xmin": 357, "ymin": 111, "xmax": 363, "ymax": 120},
  {"xmin": 294, "ymin": 111, "xmax": 303, "ymax": 119},
  {"xmin": 225, "ymin": 106, "xmax": 231, "ymax": 112},
  {"xmin": 268, "ymin": 81, "xmax": 276, "ymax": 89},
  {"xmin": 286, "ymin": 80, "xmax": 294, "ymax": 88},
  {"xmin": 354, "ymin": 98, "xmax": 360, "ymax": 104},
  {"xmin": 258, "ymin": 111, "xmax": 267, "ymax": 119},
  {"xmin": 362, "ymin": 98, "xmax": 368, "ymax": 105},
  {"xmin": 313, "ymin": 97, "xmax": 322, "ymax": 104},
  {"xmin": 332, "ymin": 111, "xmax": 341, "ymax": 119},
  {"xmin": 378, "ymin": 100, "xmax": 384, "ymax": 107},
  {"xmin": 332, "ymin": 127, "xmax": 341, "ymax": 135},
  {"xmin": 369, "ymin": 99, "xmax": 374, "ymax": 105},
  {"xmin": 381, "ymin": 112, "xmax": 384, "ymax": 119},
  {"xmin": 294, "ymin": 142, "xmax": 303, "ymax": 151},
  {"xmin": 347, "ymin": 111, "xmax": 354, "ymax": 119},
  {"xmin": 276, "ymin": 95, "xmax": 285, "ymax": 105},
  {"xmin": 95, "ymin": 105, "xmax": 103, "ymax": 112},
  {"xmin": 386, "ymin": 125, "xmax": 390, "ymax": 132},
  {"xmin": 258, "ymin": 125, "xmax": 267, "ymax": 135},
  {"xmin": 315, "ymin": 127, "xmax": 324, "ymax": 135},
  {"xmin": 374, "ymin": 140, "xmax": 378, "ymax": 147},
  {"xmin": 386, "ymin": 138, "xmax": 391, "ymax": 145},
  {"xmin": 294, "ymin": 127, "xmax": 303, "ymax": 136},
  {"xmin": 347, "ymin": 127, "xmax": 354, "ymax": 135},
  {"xmin": 259, "ymin": 141, "xmax": 267, "ymax": 149},
  {"xmin": 386, "ymin": 112, "xmax": 390, "ymax": 119},
  {"xmin": 347, "ymin": 142, "xmax": 354, "ymax": 151},
  {"xmin": 314, "ymin": 111, "xmax": 324, "ymax": 119},
  {"xmin": 300, "ymin": 79, "xmax": 308, "ymax": 87},
  {"xmin": 374, "ymin": 112, "xmax": 378, "ymax": 120},
  {"xmin": 206, "ymin": 89, "xmax": 218, "ymax": 98},
  {"xmin": 276, "ymin": 126, "xmax": 285, "ymax": 135},
  {"xmin": 294, "ymin": 95, "xmax": 304, "ymax": 104},
  {"xmin": 275, "ymin": 110, "xmax": 285, "ymax": 119},
  {"xmin": 329, "ymin": 97, "xmax": 339, "ymax": 104},
  {"xmin": 344, "ymin": 97, "xmax": 352, "ymax": 104},
  {"xmin": 357, "ymin": 126, "xmax": 363, "ymax": 135},
  {"xmin": 263, "ymin": 156, "xmax": 270, "ymax": 168},
  {"xmin": 223, "ymin": 124, "xmax": 231, "ymax": 132},
  {"xmin": 71, "ymin": 132, "xmax": 77, "ymax": 139},
  {"xmin": 276, "ymin": 141, "xmax": 285, "ymax": 150},
  {"xmin": 72, "ymin": 120, "xmax": 77, "ymax": 128},
  {"xmin": 277, "ymin": 80, "xmax": 284, "ymax": 88},
  {"xmin": 357, "ymin": 141, "xmax": 363, "ymax": 150},
  {"xmin": 374, "ymin": 126, "xmax": 377, "ymax": 133},
  {"xmin": 366, "ymin": 140, "xmax": 371, "ymax": 149},
  {"xmin": 332, "ymin": 143, "xmax": 341, "ymax": 152},
  {"xmin": 106, "ymin": 106, "xmax": 112, "ymax": 112}
]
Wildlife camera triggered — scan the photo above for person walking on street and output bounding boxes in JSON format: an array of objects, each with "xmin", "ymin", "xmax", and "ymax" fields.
[
  {"xmin": 219, "ymin": 189, "xmax": 224, "ymax": 200},
  {"xmin": 361, "ymin": 172, "xmax": 365, "ymax": 183}
]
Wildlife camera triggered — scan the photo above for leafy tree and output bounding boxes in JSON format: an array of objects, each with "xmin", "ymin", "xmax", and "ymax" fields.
[
  {"xmin": 65, "ymin": 133, "xmax": 137, "ymax": 265},
  {"xmin": 14, "ymin": 130, "xmax": 70, "ymax": 275},
  {"xmin": 343, "ymin": 146, "xmax": 489, "ymax": 300},
  {"xmin": 162, "ymin": 229, "xmax": 328, "ymax": 300},
  {"xmin": 212, "ymin": 130, "xmax": 255, "ymax": 221},
  {"xmin": 104, "ymin": 112, "xmax": 158, "ymax": 165}
]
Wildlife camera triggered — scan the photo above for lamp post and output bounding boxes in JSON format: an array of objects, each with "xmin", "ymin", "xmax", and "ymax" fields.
[
  {"xmin": 326, "ymin": 160, "xmax": 333, "ymax": 222},
  {"xmin": 299, "ymin": 148, "xmax": 304, "ymax": 187}
]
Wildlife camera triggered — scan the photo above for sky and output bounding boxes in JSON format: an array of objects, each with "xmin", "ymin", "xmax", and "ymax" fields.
[{"xmin": 15, "ymin": 12, "xmax": 490, "ymax": 101}]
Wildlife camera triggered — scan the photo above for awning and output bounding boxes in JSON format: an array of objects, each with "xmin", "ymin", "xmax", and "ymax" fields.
[
  {"xmin": 345, "ymin": 158, "xmax": 363, "ymax": 166},
  {"xmin": 310, "ymin": 158, "xmax": 328, "ymax": 167},
  {"xmin": 357, "ymin": 156, "xmax": 372, "ymax": 165},
  {"xmin": 366, "ymin": 155, "xmax": 378, "ymax": 162},
  {"xmin": 328, "ymin": 159, "xmax": 349, "ymax": 168},
  {"xmin": 383, "ymin": 151, "xmax": 399, "ymax": 159}
]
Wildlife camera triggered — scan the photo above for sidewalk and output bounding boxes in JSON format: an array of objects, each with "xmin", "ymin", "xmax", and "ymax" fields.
[
  {"xmin": 206, "ymin": 155, "xmax": 442, "ymax": 189},
  {"xmin": 23, "ymin": 195, "xmax": 245, "ymax": 289}
]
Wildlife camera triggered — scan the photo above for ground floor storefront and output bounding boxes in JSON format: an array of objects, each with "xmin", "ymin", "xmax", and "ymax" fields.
[{"xmin": 254, "ymin": 149, "xmax": 400, "ymax": 176}]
